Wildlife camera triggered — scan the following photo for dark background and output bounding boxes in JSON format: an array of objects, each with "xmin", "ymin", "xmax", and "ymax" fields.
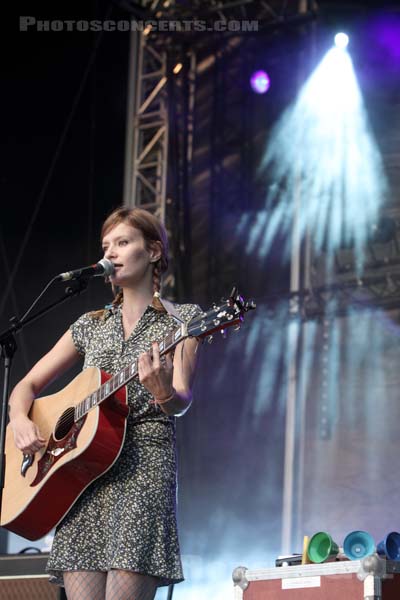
[{"xmin": 2, "ymin": 1, "xmax": 129, "ymax": 372}]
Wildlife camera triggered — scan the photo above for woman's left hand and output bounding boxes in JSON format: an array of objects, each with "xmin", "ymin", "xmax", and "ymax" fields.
[{"xmin": 138, "ymin": 342, "xmax": 174, "ymax": 401}]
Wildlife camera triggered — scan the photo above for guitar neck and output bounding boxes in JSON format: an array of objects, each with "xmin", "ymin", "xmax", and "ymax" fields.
[
  {"xmin": 74, "ymin": 322, "xmax": 188, "ymax": 421},
  {"xmin": 73, "ymin": 291, "xmax": 254, "ymax": 422}
]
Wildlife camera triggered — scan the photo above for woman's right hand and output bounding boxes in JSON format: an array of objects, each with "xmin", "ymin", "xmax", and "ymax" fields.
[{"xmin": 9, "ymin": 415, "xmax": 46, "ymax": 454}]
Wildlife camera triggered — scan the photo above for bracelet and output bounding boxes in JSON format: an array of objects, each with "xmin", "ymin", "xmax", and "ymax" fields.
[{"xmin": 153, "ymin": 387, "xmax": 176, "ymax": 405}]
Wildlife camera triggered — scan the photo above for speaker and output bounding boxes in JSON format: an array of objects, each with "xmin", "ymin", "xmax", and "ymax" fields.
[
  {"xmin": 0, "ymin": 552, "xmax": 66, "ymax": 600},
  {"xmin": 343, "ymin": 530, "xmax": 375, "ymax": 560}
]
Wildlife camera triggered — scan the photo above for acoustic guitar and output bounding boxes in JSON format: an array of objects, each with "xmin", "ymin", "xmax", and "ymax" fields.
[{"xmin": 0, "ymin": 289, "xmax": 255, "ymax": 540}]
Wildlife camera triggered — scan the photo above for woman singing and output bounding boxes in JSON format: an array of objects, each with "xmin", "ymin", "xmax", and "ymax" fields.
[{"xmin": 8, "ymin": 206, "xmax": 201, "ymax": 600}]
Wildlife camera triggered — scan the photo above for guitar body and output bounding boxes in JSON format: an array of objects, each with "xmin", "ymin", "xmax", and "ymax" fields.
[{"xmin": 1, "ymin": 367, "xmax": 129, "ymax": 541}]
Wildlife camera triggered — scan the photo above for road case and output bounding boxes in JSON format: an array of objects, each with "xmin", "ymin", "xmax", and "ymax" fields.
[{"xmin": 233, "ymin": 556, "xmax": 400, "ymax": 599}]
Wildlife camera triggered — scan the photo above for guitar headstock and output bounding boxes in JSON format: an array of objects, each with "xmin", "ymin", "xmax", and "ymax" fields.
[{"xmin": 188, "ymin": 287, "xmax": 256, "ymax": 340}]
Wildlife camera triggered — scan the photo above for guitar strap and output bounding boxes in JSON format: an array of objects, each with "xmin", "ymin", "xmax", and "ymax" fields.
[{"xmin": 152, "ymin": 292, "xmax": 185, "ymax": 324}]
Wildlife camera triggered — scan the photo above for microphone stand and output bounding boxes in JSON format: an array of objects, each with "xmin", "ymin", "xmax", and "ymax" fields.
[{"xmin": 0, "ymin": 277, "xmax": 89, "ymax": 527}]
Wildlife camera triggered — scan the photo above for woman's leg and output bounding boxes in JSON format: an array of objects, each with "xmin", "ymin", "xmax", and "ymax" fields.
[
  {"xmin": 63, "ymin": 571, "xmax": 107, "ymax": 600},
  {"xmin": 105, "ymin": 569, "xmax": 157, "ymax": 600}
]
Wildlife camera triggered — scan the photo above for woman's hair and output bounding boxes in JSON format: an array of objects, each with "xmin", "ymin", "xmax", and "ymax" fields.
[
  {"xmin": 101, "ymin": 207, "xmax": 169, "ymax": 274},
  {"xmin": 92, "ymin": 206, "xmax": 169, "ymax": 318}
]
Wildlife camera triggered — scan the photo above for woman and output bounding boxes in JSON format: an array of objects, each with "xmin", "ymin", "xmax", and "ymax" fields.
[{"xmin": 8, "ymin": 206, "xmax": 201, "ymax": 600}]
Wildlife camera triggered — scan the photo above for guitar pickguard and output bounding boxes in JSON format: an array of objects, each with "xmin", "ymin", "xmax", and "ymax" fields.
[{"xmin": 30, "ymin": 417, "xmax": 86, "ymax": 487}]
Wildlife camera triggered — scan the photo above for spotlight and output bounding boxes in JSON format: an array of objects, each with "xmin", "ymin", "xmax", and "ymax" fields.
[
  {"xmin": 173, "ymin": 63, "xmax": 183, "ymax": 75},
  {"xmin": 143, "ymin": 23, "xmax": 152, "ymax": 36},
  {"xmin": 334, "ymin": 32, "xmax": 349, "ymax": 49},
  {"xmin": 250, "ymin": 70, "xmax": 270, "ymax": 94}
]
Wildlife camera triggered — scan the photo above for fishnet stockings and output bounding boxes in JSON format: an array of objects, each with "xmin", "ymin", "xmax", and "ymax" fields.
[
  {"xmin": 106, "ymin": 570, "xmax": 157, "ymax": 600},
  {"xmin": 63, "ymin": 570, "xmax": 157, "ymax": 600},
  {"xmin": 64, "ymin": 571, "xmax": 106, "ymax": 600}
]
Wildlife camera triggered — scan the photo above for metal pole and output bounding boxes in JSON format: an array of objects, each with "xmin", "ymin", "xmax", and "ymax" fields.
[
  {"xmin": 281, "ymin": 169, "xmax": 302, "ymax": 554},
  {"xmin": 281, "ymin": 0, "xmax": 316, "ymax": 554},
  {"xmin": 123, "ymin": 30, "xmax": 140, "ymax": 207},
  {"xmin": 294, "ymin": 8, "xmax": 317, "ymax": 550}
]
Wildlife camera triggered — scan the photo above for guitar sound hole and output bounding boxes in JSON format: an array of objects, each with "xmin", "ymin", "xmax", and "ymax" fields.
[{"xmin": 54, "ymin": 407, "xmax": 75, "ymax": 441}]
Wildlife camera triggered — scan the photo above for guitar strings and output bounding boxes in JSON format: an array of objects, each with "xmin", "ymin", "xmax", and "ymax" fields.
[{"xmin": 53, "ymin": 333, "xmax": 177, "ymax": 431}]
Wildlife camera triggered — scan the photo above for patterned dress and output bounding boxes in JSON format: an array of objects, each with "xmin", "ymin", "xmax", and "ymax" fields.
[{"xmin": 46, "ymin": 301, "xmax": 200, "ymax": 587}]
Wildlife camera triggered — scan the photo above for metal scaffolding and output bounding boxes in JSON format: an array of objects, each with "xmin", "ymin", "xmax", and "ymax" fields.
[
  {"xmin": 121, "ymin": 0, "xmax": 318, "ymax": 298},
  {"xmin": 123, "ymin": 31, "xmax": 169, "ymax": 222},
  {"xmin": 122, "ymin": 29, "xmax": 198, "ymax": 297}
]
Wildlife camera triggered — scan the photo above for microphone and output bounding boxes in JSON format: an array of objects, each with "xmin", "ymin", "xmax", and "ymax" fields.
[{"xmin": 57, "ymin": 258, "xmax": 115, "ymax": 282}]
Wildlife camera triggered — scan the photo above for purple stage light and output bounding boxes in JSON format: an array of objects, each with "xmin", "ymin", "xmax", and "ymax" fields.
[
  {"xmin": 373, "ymin": 15, "xmax": 400, "ymax": 61},
  {"xmin": 250, "ymin": 70, "xmax": 270, "ymax": 94}
]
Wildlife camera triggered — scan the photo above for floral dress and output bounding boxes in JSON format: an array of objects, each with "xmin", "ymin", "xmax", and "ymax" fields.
[{"xmin": 46, "ymin": 301, "xmax": 200, "ymax": 587}]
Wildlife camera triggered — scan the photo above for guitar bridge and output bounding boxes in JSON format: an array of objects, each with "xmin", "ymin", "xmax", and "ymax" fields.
[{"xmin": 21, "ymin": 453, "xmax": 34, "ymax": 477}]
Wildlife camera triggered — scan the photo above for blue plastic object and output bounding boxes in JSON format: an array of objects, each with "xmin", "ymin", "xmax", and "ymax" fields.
[
  {"xmin": 343, "ymin": 530, "xmax": 375, "ymax": 560},
  {"xmin": 377, "ymin": 532, "xmax": 400, "ymax": 560}
]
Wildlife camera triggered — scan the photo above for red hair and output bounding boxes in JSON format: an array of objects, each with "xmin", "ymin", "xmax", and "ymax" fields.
[
  {"xmin": 91, "ymin": 207, "xmax": 169, "ymax": 318},
  {"xmin": 101, "ymin": 206, "xmax": 169, "ymax": 273}
]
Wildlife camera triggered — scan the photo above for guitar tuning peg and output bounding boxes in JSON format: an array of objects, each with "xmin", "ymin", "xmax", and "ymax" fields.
[
  {"xmin": 234, "ymin": 324, "xmax": 241, "ymax": 332},
  {"xmin": 207, "ymin": 335, "xmax": 213, "ymax": 344}
]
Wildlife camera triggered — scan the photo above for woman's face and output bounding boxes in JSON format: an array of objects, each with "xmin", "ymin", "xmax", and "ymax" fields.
[{"xmin": 102, "ymin": 222, "xmax": 160, "ymax": 288}]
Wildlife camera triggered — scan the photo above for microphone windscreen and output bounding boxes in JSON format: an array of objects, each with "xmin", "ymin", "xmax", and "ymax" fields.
[{"xmin": 98, "ymin": 258, "xmax": 115, "ymax": 277}]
